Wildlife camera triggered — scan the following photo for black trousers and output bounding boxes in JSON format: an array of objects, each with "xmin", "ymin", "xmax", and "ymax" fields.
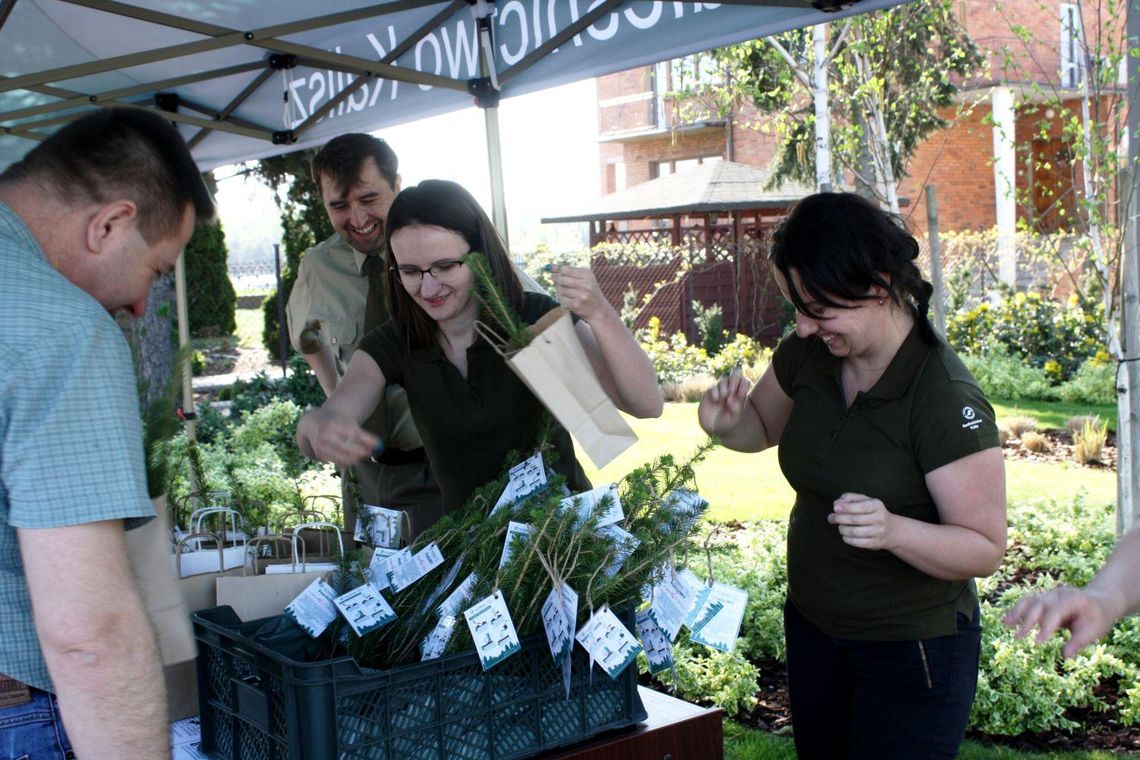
[{"xmin": 784, "ymin": 597, "xmax": 981, "ymax": 760}]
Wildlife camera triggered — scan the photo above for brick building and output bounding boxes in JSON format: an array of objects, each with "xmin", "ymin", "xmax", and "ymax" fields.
[{"xmin": 595, "ymin": 0, "xmax": 1123, "ymax": 249}]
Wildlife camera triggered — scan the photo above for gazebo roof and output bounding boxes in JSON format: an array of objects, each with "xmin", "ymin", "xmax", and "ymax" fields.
[{"xmin": 542, "ymin": 161, "xmax": 814, "ymax": 223}]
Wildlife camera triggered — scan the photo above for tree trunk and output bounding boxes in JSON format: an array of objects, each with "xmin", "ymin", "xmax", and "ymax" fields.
[{"xmin": 118, "ymin": 273, "xmax": 177, "ymax": 408}]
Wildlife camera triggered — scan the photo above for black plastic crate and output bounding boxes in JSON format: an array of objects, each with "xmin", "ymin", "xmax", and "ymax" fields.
[{"xmin": 193, "ymin": 606, "xmax": 647, "ymax": 759}]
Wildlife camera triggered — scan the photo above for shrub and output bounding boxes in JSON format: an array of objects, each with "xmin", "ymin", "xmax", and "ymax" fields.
[
  {"xmin": 972, "ymin": 589, "xmax": 1131, "ymax": 734},
  {"xmin": 185, "ymin": 221, "xmax": 237, "ymax": 338},
  {"xmin": 961, "ymin": 349, "xmax": 1057, "ymax": 401},
  {"xmin": 997, "ymin": 425, "xmax": 1011, "ymax": 447},
  {"xmin": 692, "ymin": 301, "xmax": 727, "ymax": 355},
  {"xmin": 638, "ymin": 317, "xmax": 712, "ymax": 384},
  {"xmin": 945, "ymin": 291, "xmax": 1104, "ymax": 381},
  {"xmin": 709, "ymin": 335, "xmax": 770, "ymax": 379},
  {"xmin": 664, "ymin": 646, "xmax": 759, "ymax": 717},
  {"xmin": 1058, "ymin": 357, "xmax": 1117, "ymax": 405},
  {"xmin": 1072, "ymin": 416, "xmax": 1107, "ymax": 466},
  {"xmin": 662, "ymin": 374, "xmax": 716, "ymax": 402},
  {"xmin": 1006, "ymin": 496, "xmax": 1115, "ymax": 586},
  {"xmin": 1020, "ymin": 431, "xmax": 1051, "ymax": 453},
  {"xmin": 1003, "ymin": 416, "xmax": 1038, "ymax": 437}
]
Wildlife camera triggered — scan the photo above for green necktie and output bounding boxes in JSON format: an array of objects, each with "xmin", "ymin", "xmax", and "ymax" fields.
[{"xmin": 363, "ymin": 254, "xmax": 385, "ymax": 336}]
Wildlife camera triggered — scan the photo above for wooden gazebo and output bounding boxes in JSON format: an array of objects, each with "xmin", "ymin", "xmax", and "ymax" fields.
[{"xmin": 542, "ymin": 162, "xmax": 812, "ymax": 344}]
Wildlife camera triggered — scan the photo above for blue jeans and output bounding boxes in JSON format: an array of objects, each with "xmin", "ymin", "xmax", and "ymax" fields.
[
  {"xmin": 0, "ymin": 687, "xmax": 75, "ymax": 760},
  {"xmin": 784, "ymin": 597, "xmax": 981, "ymax": 760}
]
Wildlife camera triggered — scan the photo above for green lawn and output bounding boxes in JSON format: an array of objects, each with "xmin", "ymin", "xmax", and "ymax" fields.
[
  {"xmin": 582, "ymin": 403, "xmax": 1117, "ymax": 523},
  {"xmin": 991, "ymin": 398, "xmax": 1117, "ymax": 432},
  {"xmin": 723, "ymin": 720, "xmax": 1123, "ymax": 760}
]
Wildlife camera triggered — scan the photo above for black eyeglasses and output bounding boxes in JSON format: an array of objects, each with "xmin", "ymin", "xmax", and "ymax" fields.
[{"xmin": 391, "ymin": 258, "xmax": 467, "ymax": 286}]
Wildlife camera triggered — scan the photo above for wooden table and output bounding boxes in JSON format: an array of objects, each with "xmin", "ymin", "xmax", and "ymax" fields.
[{"xmin": 543, "ymin": 686, "xmax": 724, "ymax": 759}]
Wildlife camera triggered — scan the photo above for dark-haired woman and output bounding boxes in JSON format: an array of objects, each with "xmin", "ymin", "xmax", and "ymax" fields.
[
  {"xmin": 699, "ymin": 192, "xmax": 1006, "ymax": 759},
  {"xmin": 297, "ymin": 180, "xmax": 662, "ymax": 524}
]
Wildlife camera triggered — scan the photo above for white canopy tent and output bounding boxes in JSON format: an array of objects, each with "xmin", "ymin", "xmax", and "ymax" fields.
[{"xmin": 1, "ymin": 0, "xmax": 906, "ymax": 229}]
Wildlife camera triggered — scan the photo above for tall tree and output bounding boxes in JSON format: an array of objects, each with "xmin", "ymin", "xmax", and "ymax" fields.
[
  {"xmin": 671, "ymin": 0, "xmax": 984, "ymax": 209},
  {"xmin": 246, "ymin": 151, "xmax": 334, "ymax": 356}
]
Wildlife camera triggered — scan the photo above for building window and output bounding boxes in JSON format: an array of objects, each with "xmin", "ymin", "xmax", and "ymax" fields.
[
  {"xmin": 606, "ymin": 160, "xmax": 626, "ymax": 194},
  {"xmin": 650, "ymin": 155, "xmax": 722, "ymax": 180},
  {"xmin": 671, "ymin": 53, "xmax": 722, "ymax": 92},
  {"xmin": 1060, "ymin": 3, "xmax": 1084, "ymax": 88}
]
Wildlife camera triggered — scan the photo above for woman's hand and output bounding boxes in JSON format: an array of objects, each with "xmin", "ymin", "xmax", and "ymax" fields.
[
  {"xmin": 698, "ymin": 369, "xmax": 752, "ymax": 436},
  {"xmin": 828, "ymin": 492, "xmax": 898, "ymax": 550},
  {"xmin": 295, "ymin": 406, "xmax": 378, "ymax": 467},
  {"xmin": 552, "ymin": 265, "xmax": 610, "ymax": 323}
]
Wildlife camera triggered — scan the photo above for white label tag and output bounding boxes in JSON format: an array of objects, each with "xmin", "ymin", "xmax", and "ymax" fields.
[
  {"xmin": 499, "ymin": 522, "xmax": 534, "ymax": 569},
  {"xmin": 367, "ymin": 547, "xmax": 406, "ymax": 592},
  {"xmin": 597, "ymin": 524, "xmax": 640, "ymax": 576},
  {"xmin": 387, "ymin": 542, "xmax": 444, "ymax": 593},
  {"xmin": 688, "ymin": 581, "xmax": 749, "ymax": 653},
  {"xmin": 541, "ymin": 583, "xmax": 579, "ymax": 661},
  {"xmin": 661, "ymin": 488, "xmax": 708, "ymax": 531},
  {"xmin": 560, "ymin": 483, "xmax": 623, "ymax": 528},
  {"xmin": 649, "ymin": 566, "xmax": 700, "ymax": 642},
  {"xmin": 285, "ymin": 578, "xmax": 338, "ymax": 637},
  {"xmin": 490, "ymin": 481, "xmax": 515, "ymax": 516},
  {"xmin": 635, "ymin": 608, "xmax": 674, "ymax": 674},
  {"xmin": 355, "ymin": 505, "xmax": 403, "ymax": 548},
  {"xmin": 464, "ymin": 590, "xmax": 521, "ymax": 671},
  {"xmin": 437, "ymin": 573, "xmax": 479, "ymax": 619},
  {"xmin": 575, "ymin": 606, "xmax": 643, "ymax": 680},
  {"xmin": 333, "ymin": 584, "xmax": 397, "ymax": 636},
  {"xmin": 421, "ymin": 615, "xmax": 457, "ymax": 660}
]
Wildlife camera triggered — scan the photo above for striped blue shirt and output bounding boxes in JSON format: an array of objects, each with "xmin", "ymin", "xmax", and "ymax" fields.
[{"xmin": 0, "ymin": 201, "xmax": 153, "ymax": 691}]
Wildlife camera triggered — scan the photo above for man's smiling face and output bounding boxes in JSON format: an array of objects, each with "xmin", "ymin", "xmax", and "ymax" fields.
[{"xmin": 319, "ymin": 156, "xmax": 400, "ymax": 255}]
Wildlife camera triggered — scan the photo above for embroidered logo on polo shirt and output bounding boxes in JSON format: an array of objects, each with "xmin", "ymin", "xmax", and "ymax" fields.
[{"xmin": 961, "ymin": 406, "xmax": 983, "ymax": 430}]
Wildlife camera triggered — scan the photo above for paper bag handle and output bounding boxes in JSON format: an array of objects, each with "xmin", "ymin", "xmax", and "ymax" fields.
[
  {"xmin": 174, "ymin": 531, "xmax": 225, "ymax": 576},
  {"xmin": 289, "ymin": 522, "xmax": 344, "ymax": 573},
  {"xmin": 243, "ymin": 534, "xmax": 296, "ymax": 577},
  {"xmin": 473, "ymin": 319, "xmax": 512, "ymax": 358}
]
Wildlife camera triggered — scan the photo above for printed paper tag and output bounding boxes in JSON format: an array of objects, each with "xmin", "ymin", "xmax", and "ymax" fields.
[
  {"xmin": 490, "ymin": 453, "xmax": 550, "ymax": 515},
  {"xmin": 355, "ymin": 505, "xmax": 403, "ymax": 548},
  {"xmin": 421, "ymin": 615, "xmax": 457, "ymax": 660},
  {"xmin": 688, "ymin": 581, "xmax": 749, "ymax": 653},
  {"xmin": 560, "ymin": 483, "xmax": 623, "ymax": 528},
  {"xmin": 464, "ymin": 590, "xmax": 522, "ymax": 671},
  {"xmin": 661, "ymin": 489, "xmax": 708, "ymax": 531},
  {"xmin": 367, "ymin": 547, "xmax": 406, "ymax": 592},
  {"xmin": 597, "ymin": 524, "xmax": 640, "ymax": 576},
  {"xmin": 541, "ymin": 583, "xmax": 579, "ymax": 661},
  {"xmin": 636, "ymin": 608, "xmax": 674, "ymax": 674},
  {"xmin": 490, "ymin": 481, "xmax": 515, "ymax": 516},
  {"xmin": 417, "ymin": 556, "xmax": 465, "ymax": 618},
  {"xmin": 285, "ymin": 578, "xmax": 338, "ymax": 637},
  {"xmin": 437, "ymin": 573, "xmax": 479, "ymax": 619},
  {"xmin": 387, "ymin": 542, "xmax": 444, "ymax": 593},
  {"xmin": 499, "ymin": 522, "xmax": 534, "ymax": 568},
  {"xmin": 575, "ymin": 606, "xmax": 643, "ymax": 680},
  {"xmin": 333, "ymin": 584, "xmax": 397, "ymax": 636},
  {"xmin": 649, "ymin": 566, "xmax": 701, "ymax": 642},
  {"xmin": 509, "ymin": 453, "xmax": 547, "ymax": 499}
]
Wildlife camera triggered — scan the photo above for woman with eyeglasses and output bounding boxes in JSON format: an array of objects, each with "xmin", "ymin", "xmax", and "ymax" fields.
[{"xmin": 296, "ymin": 179, "xmax": 663, "ymax": 518}]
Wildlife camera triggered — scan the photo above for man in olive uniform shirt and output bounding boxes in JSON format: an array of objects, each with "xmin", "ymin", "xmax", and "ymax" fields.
[{"xmin": 286, "ymin": 134, "xmax": 438, "ymax": 538}]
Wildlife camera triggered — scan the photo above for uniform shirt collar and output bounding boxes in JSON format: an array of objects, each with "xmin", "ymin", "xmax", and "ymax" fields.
[
  {"xmin": 814, "ymin": 321, "xmax": 928, "ymax": 402},
  {"xmin": 337, "ymin": 234, "xmax": 386, "ymax": 276}
]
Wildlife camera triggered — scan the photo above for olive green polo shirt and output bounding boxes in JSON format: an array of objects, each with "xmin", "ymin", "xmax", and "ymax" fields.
[
  {"xmin": 774, "ymin": 324, "xmax": 999, "ymax": 640},
  {"xmin": 359, "ymin": 292, "xmax": 590, "ymax": 513}
]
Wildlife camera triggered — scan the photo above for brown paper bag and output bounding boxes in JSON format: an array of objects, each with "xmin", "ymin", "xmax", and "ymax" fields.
[
  {"xmin": 125, "ymin": 498, "xmax": 211, "ymax": 721},
  {"xmin": 125, "ymin": 496, "xmax": 197, "ymax": 666},
  {"xmin": 477, "ymin": 308, "xmax": 637, "ymax": 468},
  {"xmin": 215, "ymin": 534, "xmax": 327, "ymax": 621}
]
